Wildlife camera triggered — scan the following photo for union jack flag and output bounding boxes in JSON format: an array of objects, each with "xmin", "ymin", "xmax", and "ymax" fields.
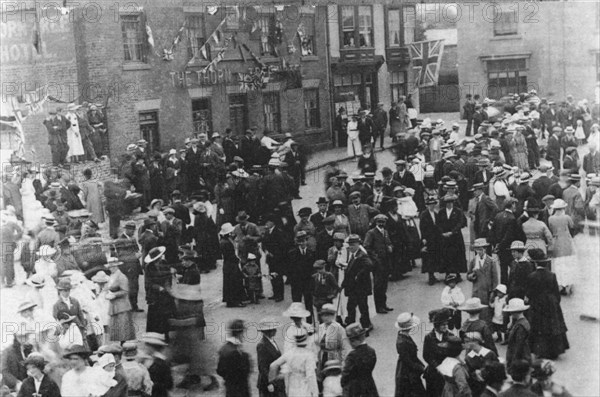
[{"xmin": 409, "ymin": 39, "xmax": 445, "ymax": 88}]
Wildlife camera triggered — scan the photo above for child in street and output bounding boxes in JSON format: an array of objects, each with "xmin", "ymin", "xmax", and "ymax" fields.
[
  {"xmin": 311, "ymin": 260, "xmax": 340, "ymax": 318},
  {"xmin": 489, "ymin": 284, "xmax": 508, "ymax": 344},
  {"xmin": 321, "ymin": 359, "xmax": 343, "ymax": 397},
  {"xmin": 242, "ymin": 253, "xmax": 262, "ymax": 304},
  {"xmin": 441, "ymin": 274, "xmax": 465, "ymax": 332}
]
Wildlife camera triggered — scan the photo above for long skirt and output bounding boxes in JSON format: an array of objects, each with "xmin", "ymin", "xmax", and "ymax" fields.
[
  {"xmin": 531, "ymin": 332, "xmax": 570, "ymax": 360},
  {"xmin": 66, "ymin": 128, "xmax": 85, "ymax": 157},
  {"xmin": 109, "ymin": 310, "xmax": 136, "ymax": 341},
  {"xmin": 553, "ymin": 255, "xmax": 576, "ymax": 287}
]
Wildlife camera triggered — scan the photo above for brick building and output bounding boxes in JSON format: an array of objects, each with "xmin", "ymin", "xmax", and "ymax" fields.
[{"xmin": 457, "ymin": 1, "xmax": 599, "ymax": 110}]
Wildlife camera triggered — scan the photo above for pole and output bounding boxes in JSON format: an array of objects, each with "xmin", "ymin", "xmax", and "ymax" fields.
[{"xmin": 324, "ymin": 5, "xmax": 336, "ymax": 147}]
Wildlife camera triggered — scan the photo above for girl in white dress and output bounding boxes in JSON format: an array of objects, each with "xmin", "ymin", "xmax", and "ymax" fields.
[
  {"xmin": 64, "ymin": 106, "xmax": 85, "ymax": 162},
  {"xmin": 575, "ymin": 119, "xmax": 586, "ymax": 145},
  {"xmin": 20, "ymin": 171, "xmax": 50, "ymax": 232}
]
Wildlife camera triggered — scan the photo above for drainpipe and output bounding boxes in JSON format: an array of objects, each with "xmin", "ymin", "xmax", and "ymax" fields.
[
  {"xmin": 324, "ymin": 5, "xmax": 336, "ymax": 147},
  {"xmin": 561, "ymin": 2, "xmax": 566, "ymax": 97}
]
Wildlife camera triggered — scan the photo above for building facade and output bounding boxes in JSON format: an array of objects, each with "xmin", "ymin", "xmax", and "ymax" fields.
[{"xmin": 457, "ymin": 1, "xmax": 599, "ymax": 110}]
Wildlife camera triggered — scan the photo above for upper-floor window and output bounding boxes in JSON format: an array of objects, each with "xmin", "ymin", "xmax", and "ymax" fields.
[
  {"xmin": 186, "ymin": 14, "xmax": 209, "ymax": 61},
  {"xmin": 387, "ymin": 6, "xmax": 416, "ymax": 47},
  {"xmin": 340, "ymin": 6, "xmax": 373, "ymax": 48},
  {"xmin": 121, "ymin": 14, "xmax": 147, "ymax": 62},
  {"xmin": 300, "ymin": 15, "xmax": 316, "ymax": 56},
  {"xmin": 494, "ymin": 9, "xmax": 518, "ymax": 36},
  {"xmin": 258, "ymin": 14, "xmax": 277, "ymax": 56}
]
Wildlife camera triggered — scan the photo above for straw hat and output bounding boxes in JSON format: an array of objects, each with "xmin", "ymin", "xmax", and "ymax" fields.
[
  {"xmin": 395, "ymin": 312, "xmax": 420, "ymax": 331},
  {"xmin": 345, "ymin": 323, "xmax": 366, "ymax": 340},
  {"xmin": 104, "ymin": 257, "xmax": 123, "ymax": 268},
  {"xmin": 219, "ymin": 222, "xmax": 235, "ymax": 235},
  {"xmin": 283, "ymin": 302, "xmax": 310, "ymax": 318},
  {"xmin": 257, "ymin": 317, "xmax": 281, "ymax": 331},
  {"xmin": 472, "ymin": 238, "xmax": 489, "ymax": 249},
  {"xmin": 551, "ymin": 199, "xmax": 568, "ymax": 210},
  {"xmin": 26, "ymin": 274, "xmax": 46, "ymax": 288},
  {"xmin": 510, "ymin": 241, "xmax": 526, "ymax": 251},
  {"xmin": 37, "ymin": 245, "xmax": 57, "ymax": 257},
  {"xmin": 458, "ymin": 297, "xmax": 487, "ymax": 312},
  {"xmin": 141, "ymin": 332, "xmax": 168, "ymax": 346},
  {"xmin": 16, "ymin": 301, "xmax": 37, "ymax": 313},
  {"xmin": 319, "ymin": 303, "xmax": 337, "ymax": 315},
  {"xmin": 503, "ymin": 298, "xmax": 530, "ymax": 313},
  {"xmin": 322, "ymin": 359, "xmax": 342, "ymax": 375},
  {"xmin": 144, "ymin": 246, "xmax": 166, "ymax": 264}
]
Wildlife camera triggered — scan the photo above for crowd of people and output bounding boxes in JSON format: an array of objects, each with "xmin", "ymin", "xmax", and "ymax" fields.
[{"xmin": 1, "ymin": 89, "xmax": 598, "ymax": 396}]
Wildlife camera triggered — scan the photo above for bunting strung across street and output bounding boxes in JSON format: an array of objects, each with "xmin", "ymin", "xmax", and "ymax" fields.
[
  {"xmin": 187, "ymin": 18, "xmax": 227, "ymax": 66},
  {"xmin": 408, "ymin": 39, "xmax": 445, "ymax": 87},
  {"xmin": 201, "ymin": 34, "xmax": 235, "ymax": 73},
  {"xmin": 162, "ymin": 23, "xmax": 187, "ymax": 61}
]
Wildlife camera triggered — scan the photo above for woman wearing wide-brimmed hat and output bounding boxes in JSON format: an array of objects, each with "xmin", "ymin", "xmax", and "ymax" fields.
[
  {"xmin": 503, "ymin": 298, "xmax": 532, "ymax": 368},
  {"xmin": 521, "ymin": 198, "xmax": 554, "ymax": 255},
  {"xmin": 103, "ymin": 257, "xmax": 136, "ymax": 342},
  {"xmin": 269, "ymin": 330, "xmax": 319, "ymax": 397},
  {"xmin": 282, "ymin": 302, "xmax": 316, "ymax": 354},
  {"xmin": 394, "ymin": 312, "xmax": 426, "ymax": 397},
  {"xmin": 436, "ymin": 194, "xmax": 468, "ymax": 277},
  {"xmin": 459, "ymin": 298, "xmax": 498, "ymax": 355},
  {"xmin": 548, "ymin": 198, "xmax": 576, "ymax": 293},
  {"xmin": 219, "ymin": 222, "xmax": 246, "ymax": 308},
  {"xmin": 423, "ymin": 309, "xmax": 453, "ymax": 397},
  {"xmin": 467, "ymin": 238, "xmax": 497, "ymax": 322},
  {"xmin": 144, "ymin": 246, "xmax": 176, "ymax": 337},
  {"xmin": 61, "ymin": 344, "xmax": 117, "ymax": 396},
  {"xmin": 525, "ymin": 249, "xmax": 569, "ymax": 360},
  {"xmin": 18, "ymin": 352, "xmax": 61, "ymax": 397}
]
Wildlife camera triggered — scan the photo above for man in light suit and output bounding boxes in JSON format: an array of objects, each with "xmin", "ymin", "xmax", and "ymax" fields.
[
  {"xmin": 347, "ymin": 192, "xmax": 379, "ymax": 239},
  {"xmin": 363, "ymin": 215, "xmax": 393, "ymax": 314}
]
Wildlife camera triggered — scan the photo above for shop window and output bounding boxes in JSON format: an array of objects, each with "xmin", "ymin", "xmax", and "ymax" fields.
[
  {"xmin": 487, "ymin": 58, "xmax": 528, "ymax": 98},
  {"xmin": 390, "ymin": 71, "xmax": 407, "ymax": 103},
  {"xmin": 263, "ymin": 92, "xmax": 281, "ymax": 132},
  {"xmin": 186, "ymin": 14, "xmax": 209, "ymax": 61},
  {"xmin": 494, "ymin": 9, "xmax": 518, "ymax": 36},
  {"xmin": 139, "ymin": 111, "xmax": 159, "ymax": 152},
  {"xmin": 121, "ymin": 14, "xmax": 147, "ymax": 62},
  {"xmin": 229, "ymin": 94, "xmax": 248, "ymax": 136},
  {"xmin": 192, "ymin": 99, "xmax": 212, "ymax": 135},
  {"xmin": 304, "ymin": 89, "xmax": 320, "ymax": 128},
  {"xmin": 225, "ymin": 7, "xmax": 239, "ymax": 30}
]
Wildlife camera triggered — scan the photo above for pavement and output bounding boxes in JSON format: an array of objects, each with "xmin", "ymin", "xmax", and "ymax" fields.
[{"xmin": 2, "ymin": 111, "xmax": 599, "ymax": 396}]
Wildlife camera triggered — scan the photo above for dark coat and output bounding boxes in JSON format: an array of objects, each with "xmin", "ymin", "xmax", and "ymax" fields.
[
  {"xmin": 395, "ymin": 333, "xmax": 426, "ymax": 397},
  {"xmin": 507, "ymin": 259, "xmax": 535, "ymax": 300},
  {"xmin": 474, "ymin": 170, "xmax": 493, "ymax": 185},
  {"xmin": 217, "ymin": 341, "xmax": 252, "ymax": 397},
  {"xmin": 546, "ymin": 135, "xmax": 561, "ymax": 162},
  {"xmin": 583, "ymin": 151, "xmax": 600, "ymax": 174},
  {"xmin": 52, "ymin": 296, "xmax": 86, "ymax": 329},
  {"xmin": 148, "ymin": 356, "xmax": 173, "ymax": 397},
  {"xmin": 382, "ymin": 180, "xmax": 401, "ymax": 198},
  {"xmin": 220, "ymin": 237, "xmax": 244, "ymax": 304},
  {"xmin": 262, "ymin": 227, "xmax": 290, "ymax": 274},
  {"xmin": 310, "ymin": 211, "xmax": 331, "ymax": 233},
  {"xmin": 474, "ymin": 194, "xmax": 498, "ymax": 239},
  {"xmin": 393, "ymin": 171, "xmax": 416, "ymax": 189},
  {"xmin": 1, "ymin": 342, "xmax": 29, "ymax": 390},
  {"xmin": 532, "ymin": 175, "xmax": 557, "ymax": 201},
  {"xmin": 363, "ymin": 227, "xmax": 392, "ymax": 276},
  {"xmin": 436, "ymin": 207, "xmax": 468, "ymax": 273},
  {"xmin": 490, "ymin": 210, "xmax": 525, "ymax": 253},
  {"xmin": 194, "ymin": 213, "xmax": 220, "ymax": 265},
  {"xmin": 342, "ymin": 249, "xmax": 373, "ymax": 297},
  {"xmin": 287, "ymin": 247, "xmax": 316, "ymax": 288},
  {"xmin": 461, "ymin": 319, "xmax": 498, "ymax": 356},
  {"xmin": 419, "ymin": 210, "xmax": 443, "ymax": 274},
  {"xmin": 423, "ymin": 330, "xmax": 451, "ymax": 396},
  {"xmin": 16, "ymin": 375, "xmax": 61, "ymax": 397},
  {"xmin": 171, "ymin": 201, "xmax": 191, "ymax": 225},
  {"xmin": 315, "ymin": 229, "xmax": 335, "ymax": 261},
  {"xmin": 341, "ymin": 343, "xmax": 379, "ymax": 397},
  {"xmin": 256, "ymin": 336, "xmax": 285, "ymax": 395},
  {"xmin": 498, "ymin": 383, "xmax": 538, "ymax": 397},
  {"xmin": 506, "ymin": 317, "xmax": 532, "ymax": 368}
]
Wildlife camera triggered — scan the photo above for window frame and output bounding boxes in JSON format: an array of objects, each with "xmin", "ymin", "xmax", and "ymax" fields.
[
  {"xmin": 385, "ymin": 5, "xmax": 416, "ymax": 48},
  {"xmin": 229, "ymin": 94, "xmax": 249, "ymax": 136},
  {"xmin": 493, "ymin": 8, "xmax": 518, "ymax": 36},
  {"xmin": 300, "ymin": 14, "xmax": 316, "ymax": 56},
  {"xmin": 389, "ymin": 71, "xmax": 408, "ymax": 103},
  {"xmin": 191, "ymin": 98, "xmax": 212, "ymax": 135},
  {"xmin": 263, "ymin": 91, "xmax": 281, "ymax": 133},
  {"xmin": 186, "ymin": 13, "xmax": 209, "ymax": 61},
  {"xmin": 256, "ymin": 12, "xmax": 277, "ymax": 57},
  {"xmin": 121, "ymin": 13, "xmax": 147, "ymax": 63},
  {"xmin": 486, "ymin": 58, "xmax": 528, "ymax": 99},
  {"xmin": 139, "ymin": 110, "xmax": 159, "ymax": 152},
  {"xmin": 303, "ymin": 89, "xmax": 320, "ymax": 129},
  {"xmin": 339, "ymin": 5, "xmax": 374, "ymax": 49}
]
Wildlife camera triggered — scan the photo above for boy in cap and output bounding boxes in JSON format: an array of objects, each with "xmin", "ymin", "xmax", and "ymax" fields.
[
  {"xmin": 311, "ymin": 260, "xmax": 340, "ymax": 315},
  {"xmin": 489, "ymin": 284, "xmax": 508, "ymax": 344},
  {"xmin": 242, "ymin": 253, "xmax": 261, "ymax": 304}
]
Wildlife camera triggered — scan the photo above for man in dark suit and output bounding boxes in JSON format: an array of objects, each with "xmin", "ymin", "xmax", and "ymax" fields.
[
  {"xmin": 287, "ymin": 231, "xmax": 317, "ymax": 323},
  {"xmin": 43, "ymin": 109, "xmax": 70, "ymax": 165},
  {"xmin": 541, "ymin": 101, "xmax": 558, "ymax": 132},
  {"xmin": 170, "ymin": 190, "xmax": 191, "ymax": 225},
  {"xmin": 392, "ymin": 160, "xmax": 416, "ymax": 188},
  {"xmin": 419, "ymin": 197, "xmax": 443, "ymax": 285},
  {"xmin": 315, "ymin": 217, "xmax": 336, "ymax": 261},
  {"xmin": 217, "ymin": 319, "xmax": 251, "ymax": 397},
  {"xmin": 474, "ymin": 159, "xmax": 494, "ymax": 186},
  {"xmin": 463, "ymin": 94, "xmax": 476, "ymax": 136},
  {"xmin": 283, "ymin": 141, "xmax": 306, "ymax": 199},
  {"xmin": 239, "ymin": 129, "xmax": 260, "ymax": 166},
  {"xmin": 473, "ymin": 103, "xmax": 485, "ymax": 133},
  {"xmin": 490, "ymin": 199, "xmax": 526, "ymax": 284},
  {"xmin": 310, "ymin": 197, "xmax": 330, "ymax": 232},
  {"xmin": 114, "ymin": 221, "xmax": 144, "ymax": 311},
  {"xmin": 473, "ymin": 182, "xmax": 498, "ymax": 239},
  {"xmin": 59, "ymin": 173, "xmax": 83, "ymax": 210},
  {"xmin": 341, "ymin": 234, "xmax": 374, "ymax": 331},
  {"xmin": 532, "ymin": 165, "xmax": 557, "ymax": 201},
  {"xmin": 262, "ymin": 215, "xmax": 288, "ymax": 302},
  {"xmin": 1, "ymin": 330, "xmax": 32, "ymax": 391},
  {"xmin": 341, "ymin": 324, "xmax": 379, "ymax": 396},
  {"xmin": 373, "ymin": 102, "xmax": 388, "ymax": 149},
  {"xmin": 357, "ymin": 110, "xmax": 374, "ymax": 148},
  {"xmin": 363, "ymin": 215, "xmax": 393, "ymax": 314},
  {"xmin": 381, "ymin": 167, "xmax": 400, "ymax": 197},
  {"xmin": 256, "ymin": 319, "xmax": 285, "ymax": 397},
  {"xmin": 546, "ymin": 127, "xmax": 562, "ymax": 174},
  {"xmin": 583, "ymin": 143, "xmax": 600, "ymax": 174}
]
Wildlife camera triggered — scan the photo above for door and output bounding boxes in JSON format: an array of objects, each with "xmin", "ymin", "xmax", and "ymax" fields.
[
  {"xmin": 139, "ymin": 111, "xmax": 160, "ymax": 153},
  {"xmin": 192, "ymin": 98, "xmax": 212, "ymax": 135},
  {"xmin": 229, "ymin": 94, "xmax": 248, "ymax": 135}
]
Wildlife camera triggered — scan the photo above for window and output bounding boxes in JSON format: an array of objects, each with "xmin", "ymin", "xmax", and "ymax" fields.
[
  {"xmin": 388, "ymin": 10, "xmax": 401, "ymax": 47},
  {"xmin": 358, "ymin": 6, "xmax": 373, "ymax": 48},
  {"xmin": 263, "ymin": 92, "xmax": 281, "ymax": 132},
  {"xmin": 304, "ymin": 89, "xmax": 320, "ymax": 128},
  {"xmin": 341, "ymin": 6, "xmax": 356, "ymax": 48},
  {"xmin": 192, "ymin": 99, "xmax": 212, "ymax": 134},
  {"xmin": 494, "ymin": 9, "xmax": 517, "ymax": 36},
  {"xmin": 403, "ymin": 6, "xmax": 416, "ymax": 45},
  {"xmin": 121, "ymin": 14, "xmax": 147, "ymax": 62},
  {"xmin": 258, "ymin": 14, "xmax": 276, "ymax": 56},
  {"xmin": 225, "ymin": 7, "xmax": 239, "ymax": 30},
  {"xmin": 139, "ymin": 111, "xmax": 159, "ymax": 152},
  {"xmin": 300, "ymin": 15, "xmax": 316, "ymax": 56},
  {"xmin": 229, "ymin": 94, "xmax": 248, "ymax": 135},
  {"xmin": 186, "ymin": 15, "xmax": 208, "ymax": 61},
  {"xmin": 487, "ymin": 58, "xmax": 528, "ymax": 98},
  {"xmin": 390, "ymin": 71, "xmax": 407, "ymax": 103}
]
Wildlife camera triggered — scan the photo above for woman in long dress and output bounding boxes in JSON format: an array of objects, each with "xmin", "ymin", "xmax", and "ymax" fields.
[
  {"xmin": 526, "ymin": 249, "xmax": 569, "ymax": 360},
  {"xmin": 20, "ymin": 171, "xmax": 50, "ymax": 232},
  {"xmin": 219, "ymin": 223, "xmax": 246, "ymax": 307},
  {"xmin": 522, "ymin": 199, "xmax": 554, "ymax": 254},
  {"xmin": 105, "ymin": 257, "xmax": 136, "ymax": 342},
  {"xmin": 80, "ymin": 168, "xmax": 105, "ymax": 224},
  {"xmin": 64, "ymin": 106, "xmax": 85, "ymax": 163},
  {"xmin": 510, "ymin": 128, "xmax": 529, "ymax": 171},
  {"xmin": 548, "ymin": 199, "xmax": 576, "ymax": 294}
]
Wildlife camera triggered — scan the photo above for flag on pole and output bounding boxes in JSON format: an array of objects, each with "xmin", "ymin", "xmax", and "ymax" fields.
[
  {"xmin": 146, "ymin": 24, "xmax": 155, "ymax": 48},
  {"xmin": 408, "ymin": 39, "xmax": 445, "ymax": 87}
]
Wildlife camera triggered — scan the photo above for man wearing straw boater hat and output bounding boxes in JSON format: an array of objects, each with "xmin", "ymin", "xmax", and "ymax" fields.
[
  {"xmin": 256, "ymin": 317, "xmax": 285, "ymax": 397},
  {"xmin": 340, "ymin": 323, "xmax": 379, "ymax": 396},
  {"xmin": 459, "ymin": 297, "xmax": 498, "ymax": 355},
  {"xmin": 141, "ymin": 332, "xmax": 174, "ymax": 395}
]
